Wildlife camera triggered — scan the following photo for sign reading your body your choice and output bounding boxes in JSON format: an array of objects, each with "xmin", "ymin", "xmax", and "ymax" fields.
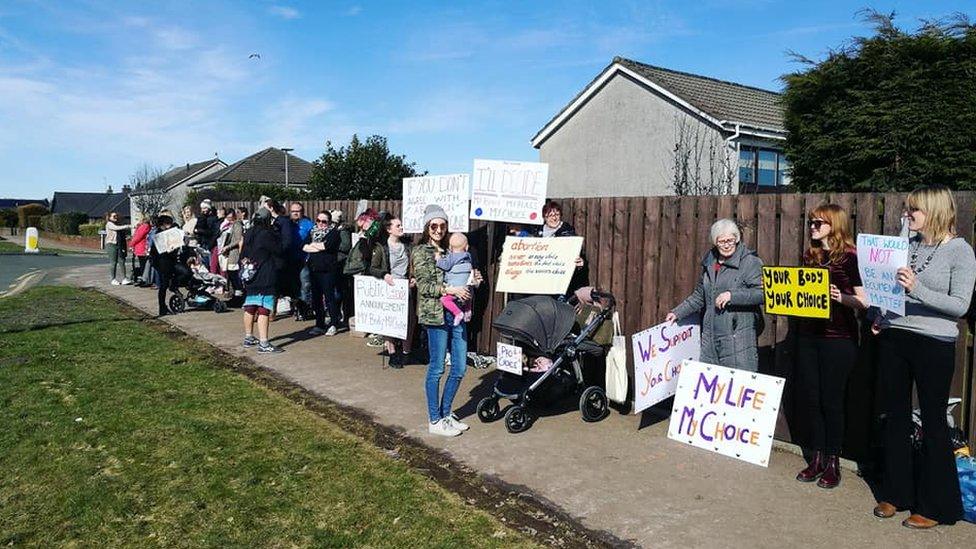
[
  {"xmin": 761, "ymin": 266, "xmax": 831, "ymax": 319},
  {"xmin": 469, "ymin": 159, "xmax": 548, "ymax": 225}
]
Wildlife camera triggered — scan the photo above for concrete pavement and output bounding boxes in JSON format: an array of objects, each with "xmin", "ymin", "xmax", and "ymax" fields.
[{"xmin": 60, "ymin": 263, "xmax": 975, "ymax": 548}]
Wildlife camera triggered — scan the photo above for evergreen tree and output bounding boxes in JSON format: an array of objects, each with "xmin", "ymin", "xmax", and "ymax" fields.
[{"xmin": 307, "ymin": 135, "xmax": 424, "ymax": 199}]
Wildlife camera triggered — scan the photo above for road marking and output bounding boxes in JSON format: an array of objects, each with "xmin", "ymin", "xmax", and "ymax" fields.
[{"xmin": 1, "ymin": 270, "xmax": 44, "ymax": 299}]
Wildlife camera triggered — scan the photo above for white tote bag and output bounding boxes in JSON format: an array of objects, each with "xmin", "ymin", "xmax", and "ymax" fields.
[{"xmin": 605, "ymin": 312, "xmax": 628, "ymax": 404}]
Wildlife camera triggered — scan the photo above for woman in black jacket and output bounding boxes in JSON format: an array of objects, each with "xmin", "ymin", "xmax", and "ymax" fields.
[
  {"xmin": 302, "ymin": 210, "xmax": 343, "ymax": 336},
  {"xmin": 241, "ymin": 208, "xmax": 283, "ymax": 353},
  {"xmin": 149, "ymin": 214, "xmax": 180, "ymax": 317},
  {"xmin": 537, "ymin": 200, "xmax": 588, "ymax": 298}
]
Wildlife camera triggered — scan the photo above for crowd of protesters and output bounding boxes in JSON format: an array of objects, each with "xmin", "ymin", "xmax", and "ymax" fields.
[{"xmin": 101, "ymin": 186, "xmax": 975, "ymax": 527}]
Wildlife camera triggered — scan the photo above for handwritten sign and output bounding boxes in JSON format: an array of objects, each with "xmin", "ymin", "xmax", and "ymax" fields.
[
  {"xmin": 761, "ymin": 266, "xmax": 830, "ymax": 319},
  {"xmin": 496, "ymin": 342, "xmax": 523, "ymax": 375},
  {"xmin": 402, "ymin": 174, "xmax": 470, "ymax": 233},
  {"xmin": 469, "ymin": 159, "xmax": 548, "ymax": 225},
  {"xmin": 495, "ymin": 236, "xmax": 583, "ymax": 294},
  {"xmin": 353, "ymin": 275, "xmax": 409, "ymax": 339},
  {"xmin": 667, "ymin": 360, "xmax": 785, "ymax": 467},
  {"xmin": 856, "ymin": 233, "xmax": 909, "ymax": 316},
  {"xmin": 632, "ymin": 320, "xmax": 701, "ymax": 413}
]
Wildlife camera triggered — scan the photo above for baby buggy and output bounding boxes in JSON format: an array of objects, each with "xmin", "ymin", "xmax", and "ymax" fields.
[
  {"xmin": 167, "ymin": 246, "xmax": 230, "ymax": 314},
  {"xmin": 477, "ymin": 290, "xmax": 616, "ymax": 433}
]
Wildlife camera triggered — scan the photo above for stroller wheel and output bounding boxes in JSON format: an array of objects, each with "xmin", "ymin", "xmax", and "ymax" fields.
[
  {"xmin": 212, "ymin": 300, "xmax": 228, "ymax": 313},
  {"xmin": 579, "ymin": 386, "xmax": 610, "ymax": 423},
  {"xmin": 504, "ymin": 405, "xmax": 531, "ymax": 434},
  {"xmin": 168, "ymin": 294, "xmax": 186, "ymax": 314},
  {"xmin": 476, "ymin": 397, "xmax": 500, "ymax": 423}
]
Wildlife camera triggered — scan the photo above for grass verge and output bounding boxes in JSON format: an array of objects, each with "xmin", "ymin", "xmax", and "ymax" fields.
[{"xmin": 0, "ymin": 286, "xmax": 537, "ymax": 547}]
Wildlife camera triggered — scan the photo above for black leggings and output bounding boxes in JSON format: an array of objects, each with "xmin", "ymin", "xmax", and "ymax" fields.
[
  {"xmin": 794, "ymin": 336, "xmax": 856, "ymax": 455},
  {"xmin": 878, "ymin": 329, "xmax": 962, "ymax": 524},
  {"xmin": 157, "ymin": 271, "xmax": 171, "ymax": 314}
]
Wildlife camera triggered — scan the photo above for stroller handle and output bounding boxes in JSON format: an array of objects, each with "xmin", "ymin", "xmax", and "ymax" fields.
[{"xmin": 589, "ymin": 289, "xmax": 616, "ymax": 309}]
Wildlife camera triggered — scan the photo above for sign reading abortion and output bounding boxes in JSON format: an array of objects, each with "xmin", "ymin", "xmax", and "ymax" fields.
[
  {"xmin": 402, "ymin": 174, "xmax": 470, "ymax": 233},
  {"xmin": 632, "ymin": 320, "xmax": 701, "ymax": 413},
  {"xmin": 353, "ymin": 275, "xmax": 409, "ymax": 340},
  {"xmin": 667, "ymin": 360, "xmax": 785, "ymax": 467},
  {"xmin": 496, "ymin": 342, "xmax": 523, "ymax": 376},
  {"xmin": 761, "ymin": 266, "xmax": 831, "ymax": 319},
  {"xmin": 856, "ymin": 233, "xmax": 909, "ymax": 316},
  {"xmin": 469, "ymin": 159, "xmax": 548, "ymax": 225},
  {"xmin": 495, "ymin": 236, "xmax": 583, "ymax": 294}
]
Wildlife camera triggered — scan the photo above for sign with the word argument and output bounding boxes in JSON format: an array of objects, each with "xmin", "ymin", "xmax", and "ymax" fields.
[
  {"xmin": 402, "ymin": 174, "xmax": 470, "ymax": 233},
  {"xmin": 496, "ymin": 342, "xmax": 523, "ymax": 375},
  {"xmin": 856, "ymin": 233, "xmax": 909, "ymax": 316},
  {"xmin": 667, "ymin": 360, "xmax": 785, "ymax": 467},
  {"xmin": 469, "ymin": 159, "xmax": 548, "ymax": 225},
  {"xmin": 761, "ymin": 266, "xmax": 831, "ymax": 319},
  {"xmin": 495, "ymin": 236, "xmax": 583, "ymax": 295},
  {"xmin": 353, "ymin": 275, "xmax": 409, "ymax": 340},
  {"xmin": 632, "ymin": 320, "xmax": 700, "ymax": 413}
]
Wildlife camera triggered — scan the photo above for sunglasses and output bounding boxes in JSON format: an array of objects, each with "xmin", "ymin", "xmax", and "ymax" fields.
[
  {"xmin": 429, "ymin": 223, "xmax": 447, "ymax": 231},
  {"xmin": 809, "ymin": 219, "xmax": 829, "ymax": 229}
]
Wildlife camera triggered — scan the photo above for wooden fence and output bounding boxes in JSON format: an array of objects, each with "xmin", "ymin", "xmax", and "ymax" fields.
[{"xmin": 215, "ymin": 192, "xmax": 976, "ymax": 456}]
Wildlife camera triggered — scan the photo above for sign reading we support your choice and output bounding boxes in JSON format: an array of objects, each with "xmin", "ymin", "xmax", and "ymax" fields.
[
  {"xmin": 469, "ymin": 159, "xmax": 548, "ymax": 225},
  {"xmin": 632, "ymin": 320, "xmax": 701, "ymax": 413},
  {"xmin": 856, "ymin": 233, "xmax": 909, "ymax": 316},
  {"xmin": 761, "ymin": 266, "xmax": 831, "ymax": 319},
  {"xmin": 495, "ymin": 236, "xmax": 583, "ymax": 295},
  {"xmin": 402, "ymin": 174, "xmax": 470, "ymax": 234}
]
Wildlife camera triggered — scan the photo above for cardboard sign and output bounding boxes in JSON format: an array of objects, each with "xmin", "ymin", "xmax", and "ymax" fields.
[
  {"xmin": 667, "ymin": 360, "xmax": 785, "ymax": 467},
  {"xmin": 495, "ymin": 236, "xmax": 583, "ymax": 295},
  {"xmin": 856, "ymin": 233, "xmax": 909, "ymax": 316},
  {"xmin": 353, "ymin": 275, "xmax": 409, "ymax": 339},
  {"xmin": 761, "ymin": 266, "xmax": 831, "ymax": 319},
  {"xmin": 632, "ymin": 320, "xmax": 701, "ymax": 413},
  {"xmin": 402, "ymin": 174, "xmax": 470, "ymax": 233},
  {"xmin": 153, "ymin": 228, "xmax": 185, "ymax": 254},
  {"xmin": 496, "ymin": 342, "xmax": 523, "ymax": 375},
  {"xmin": 470, "ymin": 159, "xmax": 548, "ymax": 225}
]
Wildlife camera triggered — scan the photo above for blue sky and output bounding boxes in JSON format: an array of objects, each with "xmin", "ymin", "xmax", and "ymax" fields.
[{"xmin": 0, "ymin": 0, "xmax": 972, "ymax": 199}]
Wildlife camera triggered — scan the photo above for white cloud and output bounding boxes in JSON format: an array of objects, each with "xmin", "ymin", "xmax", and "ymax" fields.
[
  {"xmin": 345, "ymin": 6, "xmax": 363, "ymax": 17},
  {"xmin": 268, "ymin": 5, "xmax": 301, "ymax": 20}
]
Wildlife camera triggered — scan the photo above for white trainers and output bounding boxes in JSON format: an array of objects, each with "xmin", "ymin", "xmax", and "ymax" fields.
[
  {"xmin": 428, "ymin": 418, "xmax": 461, "ymax": 437},
  {"xmin": 324, "ymin": 325, "xmax": 337, "ymax": 336},
  {"xmin": 110, "ymin": 279, "xmax": 121, "ymax": 286},
  {"xmin": 447, "ymin": 414, "xmax": 470, "ymax": 431},
  {"xmin": 121, "ymin": 278, "xmax": 132, "ymax": 285}
]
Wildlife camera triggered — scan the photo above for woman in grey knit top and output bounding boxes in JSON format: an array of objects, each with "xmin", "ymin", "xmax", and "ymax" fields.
[{"xmin": 872, "ymin": 186, "xmax": 976, "ymax": 528}]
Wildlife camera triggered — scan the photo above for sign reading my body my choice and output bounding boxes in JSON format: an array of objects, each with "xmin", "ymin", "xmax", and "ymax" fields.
[
  {"xmin": 856, "ymin": 233, "xmax": 909, "ymax": 316},
  {"xmin": 402, "ymin": 174, "xmax": 470, "ymax": 234},
  {"xmin": 469, "ymin": 159, "xmax": 548, "ymax": 225},
  {"xmin": 761, "ymin": 266, "xmax": 830, "ymax": 319},
  {"xmin": 667, "ymin": 360, "xmax": 785, "ymax": 467}
]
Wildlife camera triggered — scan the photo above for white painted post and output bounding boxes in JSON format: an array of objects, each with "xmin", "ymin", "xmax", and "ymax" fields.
[{"xmin": 24, "ymin": 227, "xmax": 39, "ymax": 253}]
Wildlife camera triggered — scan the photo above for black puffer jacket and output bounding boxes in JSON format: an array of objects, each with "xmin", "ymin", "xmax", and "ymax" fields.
[{"xmin": 242, "ymin": 225, "xmax": 281, "ymax": 295}]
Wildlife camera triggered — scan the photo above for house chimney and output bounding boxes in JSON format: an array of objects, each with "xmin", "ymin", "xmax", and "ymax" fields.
[
  {"xmin": 122, "ymin": 185, "xmax": 132, "ymax": 194},
  {"xmin": 186, "ymin": 163, "xmax": 190, "ymax": 171}
]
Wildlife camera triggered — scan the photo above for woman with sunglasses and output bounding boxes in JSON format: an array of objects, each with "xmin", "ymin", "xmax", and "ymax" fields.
[
  {"xmin": 872, "ymin": 186, "xmax": 975, "ymax": 529},
  {"xmin": 665, "ymin": 218, "xmax": 764, "ymax": 372},
  {"xmin": 794, "ymin": 205, "xmax": 868, "ymax": 488},
  {"xmin": 303, "ymin": 211, "xmax": 342, "ymax": 337},
  {"xmin": 413, "ymin": 204, "xmax": 482, "ymax": 437}
]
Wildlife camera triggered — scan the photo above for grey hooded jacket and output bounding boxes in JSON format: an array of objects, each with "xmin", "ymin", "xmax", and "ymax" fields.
[{"xmin": 671, "ymin": 244, "xmax": 764, "ymax": 372}]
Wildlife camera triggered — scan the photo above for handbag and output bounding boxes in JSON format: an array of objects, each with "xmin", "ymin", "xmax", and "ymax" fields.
[{"xmin": 605, "ymin": 312, "xmax": 628, "ymax": 404}]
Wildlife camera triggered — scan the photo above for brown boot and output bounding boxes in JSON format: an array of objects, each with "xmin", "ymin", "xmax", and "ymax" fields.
[
  {"xmin": 902, "ymin": 514, "xmax": 939, "ymax": 529},
  {"xmin": 817, "ymin": 455, "xmax": 841, "ymax": 489},
  {"xmin": 873, "ymin": 501, "xmax": 897, "ymax": 518},
  {"xmin": 796, "ymin": 451, "xmax": 825, "ymax": 482}
]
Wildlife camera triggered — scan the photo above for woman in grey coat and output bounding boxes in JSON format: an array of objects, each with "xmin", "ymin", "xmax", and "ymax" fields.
[{"xmin": 666, "ymin": 218, "xmax": 764, "ymax": 372}]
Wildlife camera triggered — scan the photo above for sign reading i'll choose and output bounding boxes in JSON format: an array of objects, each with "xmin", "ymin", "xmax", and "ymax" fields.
[{"xmin": 761, "ymin": 266, "xmax": 831, "ymax": 319}]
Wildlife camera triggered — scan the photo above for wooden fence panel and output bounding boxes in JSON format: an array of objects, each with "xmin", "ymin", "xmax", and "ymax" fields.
[
  {"xmin": 641, "ymin": 197, "xmax": 663, "ymax": 329},
  {"xmin": 597, "ymin": 198, "xmax": 614, "ymax": 291},
  {"xmin": 611, "ymin": 197, "xmax": 631, "ymax": 330},
  {"xmin": 737, "ymin": 194, "xmax": 758, "ymax": 251},
  {"xmin": 756, "ymin": 195, "xmax": 778, "ymax": 351},
  {"xmin": 674, "ymin": 198, "xmax": 699, "ymax": 306},
  {"xmin": 657, "ymin": 197, "xmax": 680, "ymax": 320},
  {"xmin": 883, "ymin": 192, "xmax": 906, "ymax": 235},
  {"xmin": 625, "ymin": 197, "xmax": 647, "ymax": 336}
]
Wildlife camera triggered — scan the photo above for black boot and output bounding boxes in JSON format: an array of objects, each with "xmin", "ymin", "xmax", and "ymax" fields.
[{"xmin": 796, "ymin": 450, "xmax": 825, "ymax": 482}]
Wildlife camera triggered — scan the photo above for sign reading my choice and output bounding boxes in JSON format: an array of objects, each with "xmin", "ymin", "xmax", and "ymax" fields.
[
  {"xmin": 761, "ymin": 266, "xmax": 831, "ymax": 319},
  {"xmin": 469, "ymin": 159, "xmax": 548, "ymax": 225}
]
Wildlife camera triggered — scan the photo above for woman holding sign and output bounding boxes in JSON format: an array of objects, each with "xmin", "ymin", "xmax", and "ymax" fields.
[
  {"xmin": 413, "ymin": 205, "xmax": 482, "ymax": 437},
  {"xmin": 536, "ymin": 200, "xmax": 589, "ymax": 298},
  {"xmin": 666, "ymin": 219, "xmax": 764, "ymax": 372},
  {"xmin": 794, "ymin": 204, "xmax": 868, "ymax": 489},
  {"xmin": 872, "ymin": 186, "xmax": 976, "ymax": 528}
]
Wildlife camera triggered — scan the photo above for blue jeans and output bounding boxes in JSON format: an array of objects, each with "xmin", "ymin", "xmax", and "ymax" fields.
[{"xmin": 425, "ymin": 313, "xmax": 467, "ymax": 423}]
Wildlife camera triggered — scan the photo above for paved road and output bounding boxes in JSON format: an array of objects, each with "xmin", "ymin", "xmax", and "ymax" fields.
[{"xmin": 0, "ymin": 254, "xmax": 104, "ymax": 297}]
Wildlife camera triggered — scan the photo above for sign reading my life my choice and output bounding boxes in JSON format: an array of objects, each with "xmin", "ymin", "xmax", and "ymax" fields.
[
  {"xmin": 668, "ymin": 360, "xmax": 785, "ymax": 467},
  {"xmin": 632, "ymin": 320, "xmax": 701, "ymax": 413},
  {"xmin": 856, "ymin": 233, "xmax": 910, "ymax": 316},
  {"xmin": 761, "ymin": 266, "xmax": 831, "ymax": 319},
  {"xmin": 353, "ymin": 275, "xmax": 409, "ymax": 340},
  {"xmin": 469, "ymin": 159, "xmax": 548, "ymax": 225},
  {"xmin": 402, "ymin": 174, "xmax": 470, "ymax": 233},
  {"xmin": 495, "ymin": 236, "xmax": 584, "ymax": 295}
]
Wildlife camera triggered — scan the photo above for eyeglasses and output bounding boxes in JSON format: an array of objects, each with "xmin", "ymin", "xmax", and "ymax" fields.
[
  {"xmin": 715, "ymin": 238, "xmax": 737, "ymax": 247},
  {"xmin": 809, "ymin": 219, "xmax": 830, "ymax": 229},
  {"xmin": 429, "ymin": 223, "xmax": 447, "ymax": 231},
  {"xmin": 316, "ymin": 218, "xmax": 329, "ymax": 224},
  {"xmin": 545, "ymin": 211, "xmax": 560, "ymax": 218}
]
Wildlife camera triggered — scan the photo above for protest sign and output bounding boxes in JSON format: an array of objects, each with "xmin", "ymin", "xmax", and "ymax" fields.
[
  {"xmin": 632, "ymin": 320, "xmax": 700, "ymax": 413},
  {"xmin": 856, "ymin": 233, "xmax": 909, "ymax": 316},
  {"xmin": 353, "ymin": 275, "xmax": 409, "ymax": 339},
  {"xmin": 402, "ymin": 174, "xmax": 470, "ymax": 233},
  {"xmin": 496, "ymin": 342, "xmax": 523, "ymax": 375},
  {"xmin": 153, "ymin": 228, "xmax": 185, "ymax": 254},
  {"xmin": 667, "ymin": 360, "xmax": 785, "ymax": 467},
  {"xmin": 761, "ymin": 266, "xmax": 831, "ymax": 319},
  {"xmin": 495, "ymin": 236, "xmax": 583, "ymax": 294},
  {"xmin": 470, "ymin": 159, "xmax": 548, "ymax": 225}
]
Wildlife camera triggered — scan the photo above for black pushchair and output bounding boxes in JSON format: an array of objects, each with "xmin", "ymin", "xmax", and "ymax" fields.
[
  {"xmin": 477, "ymin": 290, "xmax": 616, "ymax": 433},
  {"xmin": 167, "ymin": 246, "xmax": 230, "ymax": 314}
]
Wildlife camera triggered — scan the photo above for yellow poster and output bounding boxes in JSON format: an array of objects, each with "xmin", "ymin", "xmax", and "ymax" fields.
[{"xmin": 761, "ymin": 266, "xmax": 830, "ymax": 319}]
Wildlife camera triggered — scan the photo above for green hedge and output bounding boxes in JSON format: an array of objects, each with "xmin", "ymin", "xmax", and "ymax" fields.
[
  {"xmin": 37, "ymin": 211, "xmax": 88, "ymax": 235},
  {"xmin": 0, "ymin": 208, "xmax": 17, "ymax": 228},
  {"xmin": 17, "ymin": 203, "xmax": 48, "ymax": 228},
  {"xmin": 78, "ymin": 222, "xmax": 104, "ymax": 237}
]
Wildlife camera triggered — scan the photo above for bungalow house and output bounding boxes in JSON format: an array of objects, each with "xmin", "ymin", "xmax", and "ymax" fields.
[
  {"xmin": 51, "ymin": 189, "xmax": 132, "ymax": 223},
  {"xmin": 189, "ymin": 147, "xmax": 313, "ymax": 190},
  {"xmin": 532, "ymin": 57, "xmax": 789, "ymax": 197},
  {"xmin": 128, "ymin": 158, "xmax": 226, "ymax": 220},
  {"xmin": 0, "ymin": 198, "xmax": 50, "ymax": 209}
]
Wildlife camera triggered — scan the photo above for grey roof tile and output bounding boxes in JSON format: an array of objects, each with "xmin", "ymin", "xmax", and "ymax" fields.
[{"xmin": 195, "ymin": 147, "xmax": 313, "ymax": 186}]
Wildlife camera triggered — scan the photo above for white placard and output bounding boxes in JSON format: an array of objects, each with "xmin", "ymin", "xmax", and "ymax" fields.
[
  {"xmin": 495, "ymin": 236, "xmax": 583, "ymax": 295},
  {"xmin": 470, "ymin": 159, "xmax": 548, "ymax": 225},
  {"xmin": 153, "ymin": 228, "xmax": 185, "ymax": 254},
  {"xmin": 632, "ymin": 320, "xmax": 701, "ymax": 413},
  {"xmin": 353, "ymin": 275, "xmax": 409, "ymax": 340},
  {"xmin": 496, "ymin": 342, "xmax": 522, "ymax": 375},
  {"xmin": 856, "ymin": 233, "xmax": 909, "ymax": 316},
  {"xmin": 402, "ymin": 174, "xmax": 470, "ymax": 233},
  {"xmin": 667, "ymin": 360, "xmax": 785, "ymax": 467}
]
